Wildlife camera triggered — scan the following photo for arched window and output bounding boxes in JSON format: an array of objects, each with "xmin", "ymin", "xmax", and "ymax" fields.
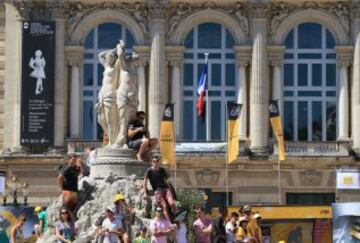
[
  {"xmin": 182, "ymin": 23, "xmax": 237, "ymax": 141},
  {"xmin": 82, "ymin": 23, "xmax": 134, "ymax": 140},
  {"xmin": 283, "ymin": 23, "xmax": 337, "ymax": 141}
]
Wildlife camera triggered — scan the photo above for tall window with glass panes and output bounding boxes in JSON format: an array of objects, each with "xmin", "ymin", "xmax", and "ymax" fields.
[{"xmin": 283, "ymin": 23, "xmax": 337, "ymax": 142}]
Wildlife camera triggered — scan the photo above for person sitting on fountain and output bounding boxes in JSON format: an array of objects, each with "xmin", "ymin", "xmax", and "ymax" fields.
[
  {"xmin": 143, "ymin": 156, "xmax": 176, "ymax": 221},
  {"xmin": 127, "ymin": 111, "xmax": 158, "ymax": 162}
]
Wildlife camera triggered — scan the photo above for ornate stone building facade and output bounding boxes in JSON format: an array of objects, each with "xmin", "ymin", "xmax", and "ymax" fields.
[{"xmin": 0, "ymin": 0, "xmax": 359, "ymax": 205}]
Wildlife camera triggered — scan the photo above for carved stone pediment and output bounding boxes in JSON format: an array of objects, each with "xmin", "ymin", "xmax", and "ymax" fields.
[
  {"xmin": 196, "ymin": 169, "xmax": 220, "ymax": 185},
  {"xmin": 268, "ymin": 1, "xmax": 350, "ymax": 35},
  {"xmin": 300, "ymin": 170, "xmax": 322, "ymax": 186}
]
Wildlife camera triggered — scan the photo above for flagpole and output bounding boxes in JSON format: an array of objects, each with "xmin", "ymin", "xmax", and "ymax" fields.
[
  {"xmin": 204, "ymin": 53, "xmax": 210, "ymax": 141},
  {"xmin": 278, "ymin": 158, "xmax": 281, "ymax": 205},
  {"xmin": 174, "ymin": 113, "xmax": 177, "ymax": 191},
  {"xmin": 225, "ymin": 102, "xmax": 229, "ymax": 206}
]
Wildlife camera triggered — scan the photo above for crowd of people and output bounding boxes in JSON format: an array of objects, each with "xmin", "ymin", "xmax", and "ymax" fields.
[{"xmin": 8, "ymin": 110, "xmax": 276, "ymax": 243}]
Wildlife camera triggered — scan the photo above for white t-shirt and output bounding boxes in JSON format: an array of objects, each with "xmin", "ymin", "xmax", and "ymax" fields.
[
  {"xmin": 102, "ymin": 217, "xmax": 123, "ymax": 243},
  {"xmin": 176, "ymin": 223, "xmax": 187, "ymax": 243},
  {"xmin": 225, "ymin": 221, "xmax": 236, "ymax": 243}
]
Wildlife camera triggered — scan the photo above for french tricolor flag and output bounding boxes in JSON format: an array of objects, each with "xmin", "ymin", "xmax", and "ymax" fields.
[{"xmin": 196, "ymin": 61, "xmax": 208, "ymax": 117}]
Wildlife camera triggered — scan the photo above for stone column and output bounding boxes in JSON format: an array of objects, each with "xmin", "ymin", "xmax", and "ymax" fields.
[
  {"xmin": 352, "ymin": 7, "xmax": 360, "ymax": 153},
  {"xmin": 336, "ymin": 46, "xmax": 353, "ymax": 141},
  {"xmin": 3, "ymin": 3, "xmax": 24, "ymax": 150},
  {"xmin": 234, "ymin": 46, "xmax": 252, "ymax": 140},
  {"xmin": 269, "ymin": 46, "xmax": 286, "ymax": 115},
  {"xmin": 167, "ymin": 46, "xmax": 185, "ymax": 139},
  {"xmin": 65, "ymin": 46, "xmax": 84, "ymax": 138},
  {"xmin": 148, "ymin": 3, "xmax": 168, "ymax": 138},
  {"xmin": 53, "ymin": 7, "xmax": 67, "ymax": 147},
  {"xmin": 133, "ymin": 45, "xmax": 150, "ymax": 112},
  {"xmin": 135, "ymin": 60, "xmax": 147, "ymax": 112},
  {"xmin": 249, "ymin": 5, "xmax": 269, "ymax": 155}
]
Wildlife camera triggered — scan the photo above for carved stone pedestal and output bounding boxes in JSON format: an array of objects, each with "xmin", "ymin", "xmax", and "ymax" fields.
[{"xmin": 90, "ymin": 148, "xmax": 149, "ymax": 179}]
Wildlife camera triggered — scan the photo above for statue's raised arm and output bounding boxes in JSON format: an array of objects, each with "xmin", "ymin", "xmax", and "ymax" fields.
[{"xmin": 95, "ymin": 47, "xmax": 120, "ymax": 146}]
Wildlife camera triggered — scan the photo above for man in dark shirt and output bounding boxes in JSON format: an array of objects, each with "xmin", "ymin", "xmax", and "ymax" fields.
[
  {"xmin": 212, "ymin": 206, "xmax": 228, "ymax": 243},
  {"xmin": 58, "ymin": 154, "xmax": 80, "ymax": 211},
  {"xmin": 128, "ymin": 111, "xmax": 158, "ymax": 162},
  {"xmin": 143, "ymin": 156, "xmax": 175, "ymax": 221}
]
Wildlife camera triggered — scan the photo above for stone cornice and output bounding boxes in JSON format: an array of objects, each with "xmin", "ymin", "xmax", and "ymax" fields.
[
  {"xmin": 268, "ymin": 45, "xmax": 286, "ymax": 67},
  {"xmin": 166, "ymin": 45, "xmax": 185, "ymax": 66},
  {"xmin": 133, "ymin": 45, "xmax": 150, "ymax": 66},
  {"xmin": 335, "ymin": 45, "xmax": 353, "ymax": 66},
  {"xmin": 65, "ymin": 45, "xmax": 85, "ymax": 67},
  {"xmin": 234, "ymin": 45, "xmax": 252, "ymax": 66}
]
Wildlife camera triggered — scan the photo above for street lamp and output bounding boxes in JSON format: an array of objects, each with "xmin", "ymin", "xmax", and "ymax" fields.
[
  {"xmin": 22, "ymin": 183, "xmax": 29, "ymax": 206},
  {"xmin": 10, "ymin": 176, "xmax": 18, "ymax": 206}
]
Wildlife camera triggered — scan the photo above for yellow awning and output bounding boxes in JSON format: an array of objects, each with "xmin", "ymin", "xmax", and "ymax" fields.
[{"xmin": 225, "ymin": 206, "xmax": 332, "ymax": 220}]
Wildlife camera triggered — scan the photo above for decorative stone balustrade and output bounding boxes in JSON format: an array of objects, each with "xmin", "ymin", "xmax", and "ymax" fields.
[{"xmin": 273, "ymin": 141, "xmax": 350, "ymax": 157}]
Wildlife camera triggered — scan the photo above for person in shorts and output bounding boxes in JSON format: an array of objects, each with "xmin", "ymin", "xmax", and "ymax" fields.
[
  {"xmin": 127, "ymin": 111, "xmax": 158, "ymax": 161},
  {"xmin": 58, "ymin": 154, "xmax": 80, "ymax": 211},
  {"xmin": 143, "ymin": 156, "xmax": 175, "ymax": 221}
]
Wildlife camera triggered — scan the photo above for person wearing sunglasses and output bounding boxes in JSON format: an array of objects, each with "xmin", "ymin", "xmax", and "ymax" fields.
[
  {"xmin": 150, "ymin": 206, "xmax": 174, "ymax": 243},
  {"xmin": 55, "ymin": 206, "xmax": 76, "ymax": 243},
  {"xmin": 127, "ymin": 111, "xmax": 158, "ymax": 162}
]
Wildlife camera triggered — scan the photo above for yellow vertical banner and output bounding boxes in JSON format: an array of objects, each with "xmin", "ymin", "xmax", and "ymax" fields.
[
  {"xmin": 227, "ymin": 103, "xmax": 242, "ymax": 164},
  {"xmin": 160, "ymin": 104, "xmax": 175, "ymax": 166},
  {"xmin": 269, "ymin": 100, "xmax": 286, "ymax": 161}
]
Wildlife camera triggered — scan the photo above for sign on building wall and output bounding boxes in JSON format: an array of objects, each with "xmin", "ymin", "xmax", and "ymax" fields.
[
  {"xmin": 21, "ymin": 22, "xmax": 55, "ymax": 147},
  {"xmin": 336, "ymin": 170, "xmax": 360, "ymax": 189}
]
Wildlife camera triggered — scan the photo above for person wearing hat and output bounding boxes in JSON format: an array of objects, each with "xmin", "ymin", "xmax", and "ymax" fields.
[
  {"xmin": 99, "ymin": 206, "xmax": 127, "ymax": 243},
  {"xmin": 240, "ymin": 205, "xmax": 261, "ymax": 243},
  {"xmin": 193, "ymin": 206, "xmax": 213, "ymax": 243},
  {"xmin": 33, "ymin": 206, "xmax": 48, "ymax": 239},
  {"xmin": 113, "ymin": 193, "xmax": 133, "ymax": 242},
  {"xmin": 236, "ymin": 216, "xmax": 252, "ymax": 243},
  {"xmin": 149, "ymin": 205, "xmax": 174, "ymax": 243},
  {"xmin": 252, "ymin": 214, "xmax": 262, "ymax": 243}
]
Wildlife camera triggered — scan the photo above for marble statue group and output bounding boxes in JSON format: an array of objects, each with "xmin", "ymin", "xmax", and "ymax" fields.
[{"xmin": 95, "ymin": 40, "xmax": 138, "ymax": 148}]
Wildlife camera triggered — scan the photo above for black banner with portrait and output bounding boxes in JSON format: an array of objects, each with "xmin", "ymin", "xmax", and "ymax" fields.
[{"xmin": 21, "ymin": 21, "xmax": 55, "ymax": 148}]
